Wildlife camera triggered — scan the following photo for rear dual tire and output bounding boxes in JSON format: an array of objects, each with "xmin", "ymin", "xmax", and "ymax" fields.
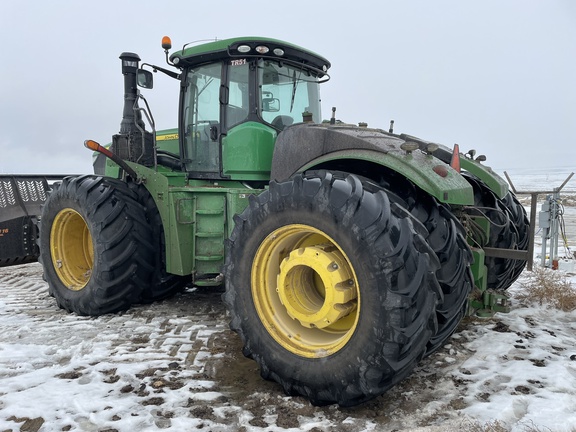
[
  {"xmin": 463, "ymin": 174, "xmax": 528, "ymax": 290},
  {"xmin": 403, "ymin": 195, "xmax": 473, "ymax": 353},
  {"xmin": 376, "ymin": 174, "xmax": 474, "ymax": 354},
  {"xmin": 501, "ymin": 191, "xmax": 529, "ymax": 283}
]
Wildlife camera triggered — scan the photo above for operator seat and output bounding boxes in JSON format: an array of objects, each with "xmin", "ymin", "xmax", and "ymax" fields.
[
  {"xmin": 227, "ymin": 105, "xmax": 248, "ymax": 128},
  {"xmin": 271, "ymin": 115, "xmax": 294, "ymax": 131}
]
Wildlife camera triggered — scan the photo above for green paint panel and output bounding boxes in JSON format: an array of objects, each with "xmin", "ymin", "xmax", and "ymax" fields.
[
  {"xmin": 104, "ymin": 159, "xmax": 121, "ymax": 178},
  {"xmin": 225, "ymin": 189, "xmax": 262, "ymax": 238},
  {"xmin": 222, "ymin": 122, "xmax": 276, "ymax": 180},
  {"xmin": 125, "ymin": 163, "xmax": 260, "ymax": 277},
  {"xmin": 470, "ymin": 248, "xmax": 487, "ymax": 293},
  {"xmin": 460, "ymin": 157, "xmax": 508, "ymax": 199}
]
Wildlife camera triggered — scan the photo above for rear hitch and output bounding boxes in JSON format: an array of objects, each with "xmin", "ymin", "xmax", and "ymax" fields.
[{"xmin": 467, "ymin": 246, "xmax": 511, "ymax": 317}]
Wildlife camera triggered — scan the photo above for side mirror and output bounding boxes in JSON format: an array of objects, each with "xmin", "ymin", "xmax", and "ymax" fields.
[
  {"xmin": 137, "ymin": 69, "xmax": 154, "ymax": 89},
  {"xmin": 263, "ymin": 97, "xmax": 280, "ymax": 112}
]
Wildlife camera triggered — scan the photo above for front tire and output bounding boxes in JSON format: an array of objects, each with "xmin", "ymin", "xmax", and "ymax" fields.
[
  {"xmin": 39, "ymin": 175, "xmax": 154, "ymax": 316},
  {"xmin": 223, "ymin": 171, "xmax": 440, "ymax": 406}
]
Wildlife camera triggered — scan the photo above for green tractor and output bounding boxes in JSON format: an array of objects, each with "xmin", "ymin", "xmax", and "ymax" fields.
[{"xmin": 36, "ymin": 36, "xmax": 529, "ymax": 406}]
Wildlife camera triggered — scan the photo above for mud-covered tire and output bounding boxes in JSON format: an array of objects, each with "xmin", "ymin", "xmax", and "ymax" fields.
[
  {"xmin": 463, "ymin": 174, "xmax": 524, "ymax": 290},
  {"xmin": 223, "ymin": 171, "xmax": 440, "ymax": 406},
  {"xmin": 129, "ymin": 182, "xmax": 190, "ymax": 303},
  {"xmin": 38, "ymin": 175, "xmax": 154, "ymax": 316}
]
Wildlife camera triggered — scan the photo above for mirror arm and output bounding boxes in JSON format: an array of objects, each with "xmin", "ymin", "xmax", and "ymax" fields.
[{"xmin": 141, "ymin": 63, "xmax": 180, "ymax": 80}]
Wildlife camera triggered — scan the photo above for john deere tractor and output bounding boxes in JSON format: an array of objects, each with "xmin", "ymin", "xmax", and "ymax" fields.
[{"xmin": 33, "ymin": 36, "xmax": 529, "ymax": 406}]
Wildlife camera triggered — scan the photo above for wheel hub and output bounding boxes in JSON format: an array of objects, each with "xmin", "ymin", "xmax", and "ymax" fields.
[
  {"xmin": 277, "ymin": 244, "xmax": 356, "ymax": 329},
  {"xmin": 50, "ymin": 208, "xmax": 94, "ymax": 291},
  {"xmin": 251, "ymin": 224, "xmax": 360, "ymax": 357}
]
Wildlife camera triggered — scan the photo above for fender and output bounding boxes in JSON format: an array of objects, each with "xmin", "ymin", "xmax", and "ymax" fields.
[{"xmin": 271, "ymin": 123, "xmax": 476, "ymax": 205}]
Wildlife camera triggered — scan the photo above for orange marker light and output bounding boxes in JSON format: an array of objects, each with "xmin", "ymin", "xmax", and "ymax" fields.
[
  {"xmin": 161, "ymin": 36, "xmax": 172, "ymax": 50},
  {"xmin": 84, "ymin": 139, "xmax": 99, "ymax": 151},
  {"xmin": 450, "ymin": 144, "xmax": 461, "ymax": 172},
  {"xmin": 84, "ymin": 139, "xmax": 138, "ymax": 180},
  {"xmin": 84, "ymin": 139, "xmax": 113, "ymax": 158}
]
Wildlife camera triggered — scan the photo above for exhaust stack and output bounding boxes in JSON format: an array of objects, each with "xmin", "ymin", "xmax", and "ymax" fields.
[
  {"xmin": 111, "ymin": 52, "xmax": 154, "ymax": 168},
  {"xmin": 119, "ymin": 52, "xmax": 144, "ymax": 135}
]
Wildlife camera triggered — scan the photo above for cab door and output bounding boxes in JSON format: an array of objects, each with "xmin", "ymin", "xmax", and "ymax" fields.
[{"xmin": 181, "ymin": 62, "xmax": 223, "ymax": 179}]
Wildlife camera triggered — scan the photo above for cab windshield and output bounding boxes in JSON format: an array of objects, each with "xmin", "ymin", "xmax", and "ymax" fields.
[{"xmin": 258, "ymin": 60, "xmax": 322, "ymax": 130}]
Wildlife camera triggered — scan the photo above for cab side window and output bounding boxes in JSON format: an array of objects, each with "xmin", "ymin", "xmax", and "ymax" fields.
[{"xmin": 226, "ymin": 60, "xmax": 250, "ymax": 128}]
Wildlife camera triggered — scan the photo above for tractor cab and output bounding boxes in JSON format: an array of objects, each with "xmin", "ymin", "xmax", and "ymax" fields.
[{"xmin": 168, "ymin": 38, "xmax": 331, "ymax": 181}]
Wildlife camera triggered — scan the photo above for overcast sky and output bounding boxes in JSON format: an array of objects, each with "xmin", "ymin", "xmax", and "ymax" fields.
[{"xmin": 1, "ymin": 0, "xmax": 574, "ymax": 175}]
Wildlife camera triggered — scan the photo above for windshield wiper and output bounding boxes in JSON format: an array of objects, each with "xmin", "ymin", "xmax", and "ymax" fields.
[
  {"xmin": 290, "ymin": 69, "xmax": 299, "ymax": 112},
  {"xmin": 198, "ymin": 77, "xmax": 213, "ymax": 97}
]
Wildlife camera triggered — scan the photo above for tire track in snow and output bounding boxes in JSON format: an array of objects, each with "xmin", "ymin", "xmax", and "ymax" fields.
[{"xmin": 0, "ymin": 263, "xmax": 247, "ymax": 430}]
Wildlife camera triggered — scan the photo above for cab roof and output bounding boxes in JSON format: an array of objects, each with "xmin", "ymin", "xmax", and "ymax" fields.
[{"xmin": 170, "ymin": 36, "xmax": 331, "ymax": 74}]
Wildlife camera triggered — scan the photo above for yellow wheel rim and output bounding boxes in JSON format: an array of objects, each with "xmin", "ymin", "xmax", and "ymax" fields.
[
  {"xmin": 252, "ymin": 224, "xmax": 360, "ymax": 358},
  {"xmin": 50, "ymin": 208, "xmax": 94, "ymax": 291}
]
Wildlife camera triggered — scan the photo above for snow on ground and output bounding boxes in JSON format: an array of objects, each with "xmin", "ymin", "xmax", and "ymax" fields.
[
  {"xmin": 0, "ymin": 267, "xmax": 575, "ymax": 431},
  {"xmin": 0, "ymin": 169, "xmax": 575, "ymax": 432},
  {"xmin": 453, "ymin": 280, "xmax": 576, "ymax": 431}
]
